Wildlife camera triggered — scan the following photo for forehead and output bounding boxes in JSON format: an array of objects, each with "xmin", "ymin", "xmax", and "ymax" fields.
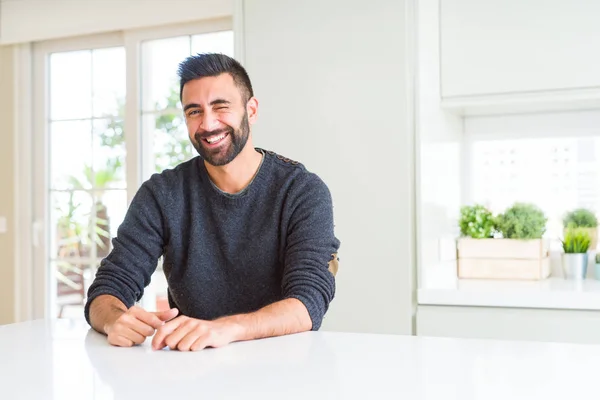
[{"xmin": 181, "ymin": 73, "xmax": 242, "ymax": 105}]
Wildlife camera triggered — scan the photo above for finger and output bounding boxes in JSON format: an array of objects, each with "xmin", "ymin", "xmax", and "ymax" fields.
[
  {"xmin": 175, "ymin": 326, "xmax": 205, "ymax": 351},
  {"xmin": 119, "ymin": 313, "xmax": 156, "ymax": 337},
  {"xmin": 129, "ymin": 307, "xmax": 165, "ymax": 329},
  {"xmin": 121, "ymin": 327, "xmax": 146, "ymax": 345},
  {"xmin": 108, "ymin": 334, "xmax": 134, "ymax": 347},
  {"xmin": 154, "ymin": 308, "xmax": 179, "ymax": 322},
  {"xmin": 190, "ymin": 332, "xmax": 212, "ymax": 351},
  {"xmin": 152, "ymin": 317, "xmax": 185, "ymax": 350},
  {"xmin": 165, "ymin": 321, "xmax": 197, "ymax": 350}
]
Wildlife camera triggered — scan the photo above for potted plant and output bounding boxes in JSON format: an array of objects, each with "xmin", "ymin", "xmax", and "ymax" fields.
[
  {"xmin": 561, "ymin": 228, "xmax": 591, "ymax": 280},
  {"xmin": 459, "ymin": 204, "xmax": 496, "ymax": 239},
  {"xmin": 563, "ymin": 208, "xmax": 598, "ymax": 251},
  {"xmin": 457, "ymin": 202, "xmax": 550, "ymax": 280},
  {"xmin": 595, "ymin": 253, "xmax": 600, "ymax": 280}
]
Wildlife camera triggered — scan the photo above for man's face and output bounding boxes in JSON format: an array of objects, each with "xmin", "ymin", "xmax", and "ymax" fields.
[{"xmin": 182, "ymin": 73, "xmax": 251, "ymax": 166}]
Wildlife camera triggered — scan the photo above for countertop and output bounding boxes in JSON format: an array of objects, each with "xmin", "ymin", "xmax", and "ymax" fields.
[{"xmin": 1, "ymin": 319, "xmax": 600, "ymax": 399}]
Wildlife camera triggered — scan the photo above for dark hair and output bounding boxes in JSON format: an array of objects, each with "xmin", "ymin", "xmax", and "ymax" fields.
[{"xmin": 177, "ymin": 53, "xmax": 254, "ymax": 103}]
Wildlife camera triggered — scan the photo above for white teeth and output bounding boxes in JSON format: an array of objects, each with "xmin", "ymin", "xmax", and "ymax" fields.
[{"xmin": 206, "ymin": 133, "xmax": 226, "ymax": 144}]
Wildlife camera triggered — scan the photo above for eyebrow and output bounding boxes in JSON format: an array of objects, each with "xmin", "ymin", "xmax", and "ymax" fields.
[{"xmin": 183, "ymin": 99, "xmax": 231, "ymax": 112}]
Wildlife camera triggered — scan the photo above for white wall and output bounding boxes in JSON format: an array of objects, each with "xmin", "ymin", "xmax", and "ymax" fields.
[
  {"xmin": 238, "ymin": 0, "xmax": 416, "ymax": 334},
  {"xmin": 0, "ymin": 0, "xmax": 232, "ymax": 44}
]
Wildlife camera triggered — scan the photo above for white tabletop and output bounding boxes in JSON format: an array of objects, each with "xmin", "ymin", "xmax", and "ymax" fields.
[{"xmin": 1, "ymin": 319, "xmax": 600, "ymax": 399}]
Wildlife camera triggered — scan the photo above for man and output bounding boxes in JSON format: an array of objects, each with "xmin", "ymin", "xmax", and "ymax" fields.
[{"xmin": 85, "ymin": 53, "xmax": 340, "ymax": 352}]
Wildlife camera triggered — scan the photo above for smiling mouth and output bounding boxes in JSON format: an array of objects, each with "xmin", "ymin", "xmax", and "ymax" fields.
[{"xmin": 202, "ymin": 132, "xmax": 229, "ymax": 146}]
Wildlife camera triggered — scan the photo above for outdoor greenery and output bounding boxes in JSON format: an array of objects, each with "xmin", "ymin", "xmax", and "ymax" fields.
[
  {"xmin": 56, "ymin": 84, "xmax": 192, "ymax": 263},
  {"xmin": 563, "ymin": 208, "xmax": 598, "ymax": 229},
  {"xmin": 561, "ymin": 228, "xmax": 591, "ymax": 254},
  {"xmin": 495, "ymin": 203, "xmax": 548, "ymax": 239},
  {"xmin": 459, "ymin": 204, "xmax": 496, "ymax": 239}
]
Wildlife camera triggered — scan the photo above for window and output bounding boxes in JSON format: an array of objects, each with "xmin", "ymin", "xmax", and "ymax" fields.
[
  {"xmin": 471, "ymin": 137, "xmax": 599, "ymax": 245},
  {"xmin": 141, "ymin": 31, "xmax": 234, "ymax": 178},
  {"xmin": 33, "ymin": 21, "xmax": 234, "ymax": 319},
  {"xmin": 47, "ymin": 46, "xmax": 127, "ymax": 319}
]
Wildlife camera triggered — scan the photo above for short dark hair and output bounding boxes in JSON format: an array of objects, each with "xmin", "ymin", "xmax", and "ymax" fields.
[{"xmin": 177, "ymin": 53, "xmax": 254, "ymax": 103}]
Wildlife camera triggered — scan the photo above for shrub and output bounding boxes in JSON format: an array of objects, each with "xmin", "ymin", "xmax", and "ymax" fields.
[
  {"xmin": 496, "ymin": 203, "xmax": 547, "ymax": 239},
  {"xmin": 459, "ymin": 204, "xmax": 496, "ymax": 239},
  {"xmin": 562, "ymin": 228, "xmax": 591, "ymax": 254},
  {"xmin": 563, "ymin": 208, "xmax": 598, "ymax": 228}
]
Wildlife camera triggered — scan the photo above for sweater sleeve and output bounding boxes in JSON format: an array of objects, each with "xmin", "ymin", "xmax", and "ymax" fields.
[
  {"xmin": 282, "ymin": 173, "xmax": 341, "ymax": 330},
  {"xmin": 84, "ymin": 177, "xmax": 168, "ymax": 325}
]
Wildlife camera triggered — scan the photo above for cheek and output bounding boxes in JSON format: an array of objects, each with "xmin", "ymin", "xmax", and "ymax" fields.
[{"xmin": 186, "ymin": 120, "xmax": 200, "ymax": 137}]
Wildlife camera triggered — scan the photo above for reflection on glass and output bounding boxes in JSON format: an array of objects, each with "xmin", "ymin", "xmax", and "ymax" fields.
[
  {"xmin": 54, "ymin": 260, "xmax": 91, "ymax": 319},
  {"xmin": 50, "ymin": 50, "xmax": 92, "ymax": 120},
  {"xmin": 143, "ymin": 113, "xmax": 194, "ymax": 173},
  {"xmin": 93, "ymin": 118, "xmax": 126, "ymax": 189},
  {"xmin": 191, "ymin": 30, "xmax": 234, "ymax": 57},
  {"xmin": 141, "ymin": 36, "xmax": 190, "ymax": 112},
  {"xmin": 51, "ymin": 191, "xmax": 93, "ymax": 260},
  {"xmin": 95, "ymin": 189, "xmax": 127, "ymax": 245},
  {"xmin": 50, "ymin": 120, "xmax": 93, "ymax": 190},
  {"xmin": 93, "ymin": 47, "xmax": 126, "ymax": 118}
]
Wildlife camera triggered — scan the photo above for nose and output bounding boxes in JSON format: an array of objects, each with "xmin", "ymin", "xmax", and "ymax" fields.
[{"xmin": 200, "ymin": 110, "xmax": 219, "ymax": 131}]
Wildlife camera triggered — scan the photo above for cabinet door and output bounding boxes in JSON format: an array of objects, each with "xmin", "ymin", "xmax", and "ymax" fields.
[{"xmin": 441, "ymin": 0, "xmax": 600, "ymax": 98}]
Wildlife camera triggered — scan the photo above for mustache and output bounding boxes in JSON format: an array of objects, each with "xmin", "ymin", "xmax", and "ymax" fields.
[{"xmin": 194, "ymin": 126, "xmax": 234, "ymax": 142}]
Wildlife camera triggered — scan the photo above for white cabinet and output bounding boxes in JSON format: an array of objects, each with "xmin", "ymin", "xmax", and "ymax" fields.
[
  {"xmin": 440, "ymin": 0, "xmax": 600, "ymax": 99},
  {"xmin": 418, "ymin": 305, "xmax": 600, "ymax": 344}
]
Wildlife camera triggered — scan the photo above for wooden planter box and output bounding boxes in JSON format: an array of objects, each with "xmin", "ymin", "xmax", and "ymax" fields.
[{"xmin": 457, "ymin": 238, "xmax": 550, "ymax": 280}]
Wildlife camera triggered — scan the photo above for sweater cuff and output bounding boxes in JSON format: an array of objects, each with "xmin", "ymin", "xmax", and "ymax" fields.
[{"xmin": 285, "ymin": 291, "xmax": 324, "ymax": 331}]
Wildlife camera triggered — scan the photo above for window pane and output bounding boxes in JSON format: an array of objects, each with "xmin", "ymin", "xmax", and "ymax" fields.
[
  {"xmin": 94, "ymin": 189, "xmax": 127, "ymax": 255},
  {"xmin": 191, "ymin": 30, "xmax": 234, "ymax": 56},
  {"xmin": 471, "ymin": 137, "xmax": 600, "ymax": 242},
  {"xmin": 54, "ymin": 260, "xmax": 92, "ymax": 319},
  {"xmin": 50, "ymin": 120, "xmax": 93, "ymax": 190},
  {"xmin": 141, "ymin": 36, "xmax": 190, "ymax": 112},
  {"xmin": 92, "ymin": 47, "xmax": 126, "ymax": 118},
  {"xmin": 144, "ymin": 113, "xmax": 194, "ymax": 173},
  {"xmin": 51, "ymin": 191, "xmax": 93, "ymax": 260},
  {"xmin": 50, "ymin": 50, "xmax": 92, "ymax": 120},
  {"xmin": 93, "ymin": 118, "xmax": 126, "ymax": 189}
]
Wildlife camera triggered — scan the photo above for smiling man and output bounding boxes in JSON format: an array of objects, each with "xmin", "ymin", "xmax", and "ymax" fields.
[{"xmin": 85, "ymin": 53, "xmax": 340, "ymax": 351}]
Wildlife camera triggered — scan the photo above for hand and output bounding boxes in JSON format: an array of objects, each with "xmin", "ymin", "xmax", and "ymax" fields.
[
  {"xmin": 105, "ymin": 306, "xmax": 179, "ymax": 347},
  {"xmin": 151, "ymin": 315, "xmax": 243, "ymax": 351}
]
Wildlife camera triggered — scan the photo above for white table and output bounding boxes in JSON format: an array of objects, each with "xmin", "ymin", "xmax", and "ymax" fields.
[{"xmin": 1, "ymin": 319, "xmax": 599, "ymax": 399}]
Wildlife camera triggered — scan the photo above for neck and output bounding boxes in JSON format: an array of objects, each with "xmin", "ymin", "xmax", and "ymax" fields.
[{"xmin": 204, "ymin": 138, "xmax": 263, "ymax": 194}]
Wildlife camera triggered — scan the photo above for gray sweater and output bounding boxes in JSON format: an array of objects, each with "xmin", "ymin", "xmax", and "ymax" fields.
[{"xmin": 84, "ymin": 149, "xmax": 340, "ymax": 330}]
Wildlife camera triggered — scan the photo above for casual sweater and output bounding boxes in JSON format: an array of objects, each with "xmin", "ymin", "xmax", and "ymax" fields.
[{"xmin": 84, "ymin": 148, "xmax": 340, "ymax": 330}]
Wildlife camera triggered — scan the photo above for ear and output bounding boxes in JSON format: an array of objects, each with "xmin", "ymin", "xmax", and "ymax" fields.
[{"xmin": 246, "ymin": 97, "xmax": 259, "ymax": 125}]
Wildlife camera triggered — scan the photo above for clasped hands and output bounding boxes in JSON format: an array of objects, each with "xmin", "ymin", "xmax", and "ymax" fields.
[{"xmin": 105, "ymin": 305, "xmax": 243, "ymax": 351}]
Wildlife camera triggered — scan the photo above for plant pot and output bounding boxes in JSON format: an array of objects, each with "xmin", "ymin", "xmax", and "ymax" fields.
[
  {"xmin": 563, "ymin": 227, "xmax": 598, "ymax": 251},
  {"xmin": 595, "ymin": 263, "xmax": 600, "ymax": 280},
  {"xmin": 562, "ymin": 253, "xmax": 588, "ymax": 280},
  {"xmin": 457, "ymin": 238, "xmax": 550, "ymax": 280}
]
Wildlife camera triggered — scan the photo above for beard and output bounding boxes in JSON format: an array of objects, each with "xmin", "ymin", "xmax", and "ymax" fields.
[{"xmin": 192, "ymin": 111, "xmax": 250, "ymax": 167}]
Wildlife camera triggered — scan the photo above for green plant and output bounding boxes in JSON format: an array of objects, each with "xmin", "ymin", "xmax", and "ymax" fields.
[
  {"xmin": 562, "ymin": 228, "xmax": 591, "ymax": 253},
  {"xmin": 563, "ymin": 208, "xmax": 598, "ymax": 228},
  {"xmin": 459, "ymin": 204, "xmax": 496, "ymax": 239},
  {"xmin": 496, "ymin": 202, "xmax": 547, "ymax": 239}
]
